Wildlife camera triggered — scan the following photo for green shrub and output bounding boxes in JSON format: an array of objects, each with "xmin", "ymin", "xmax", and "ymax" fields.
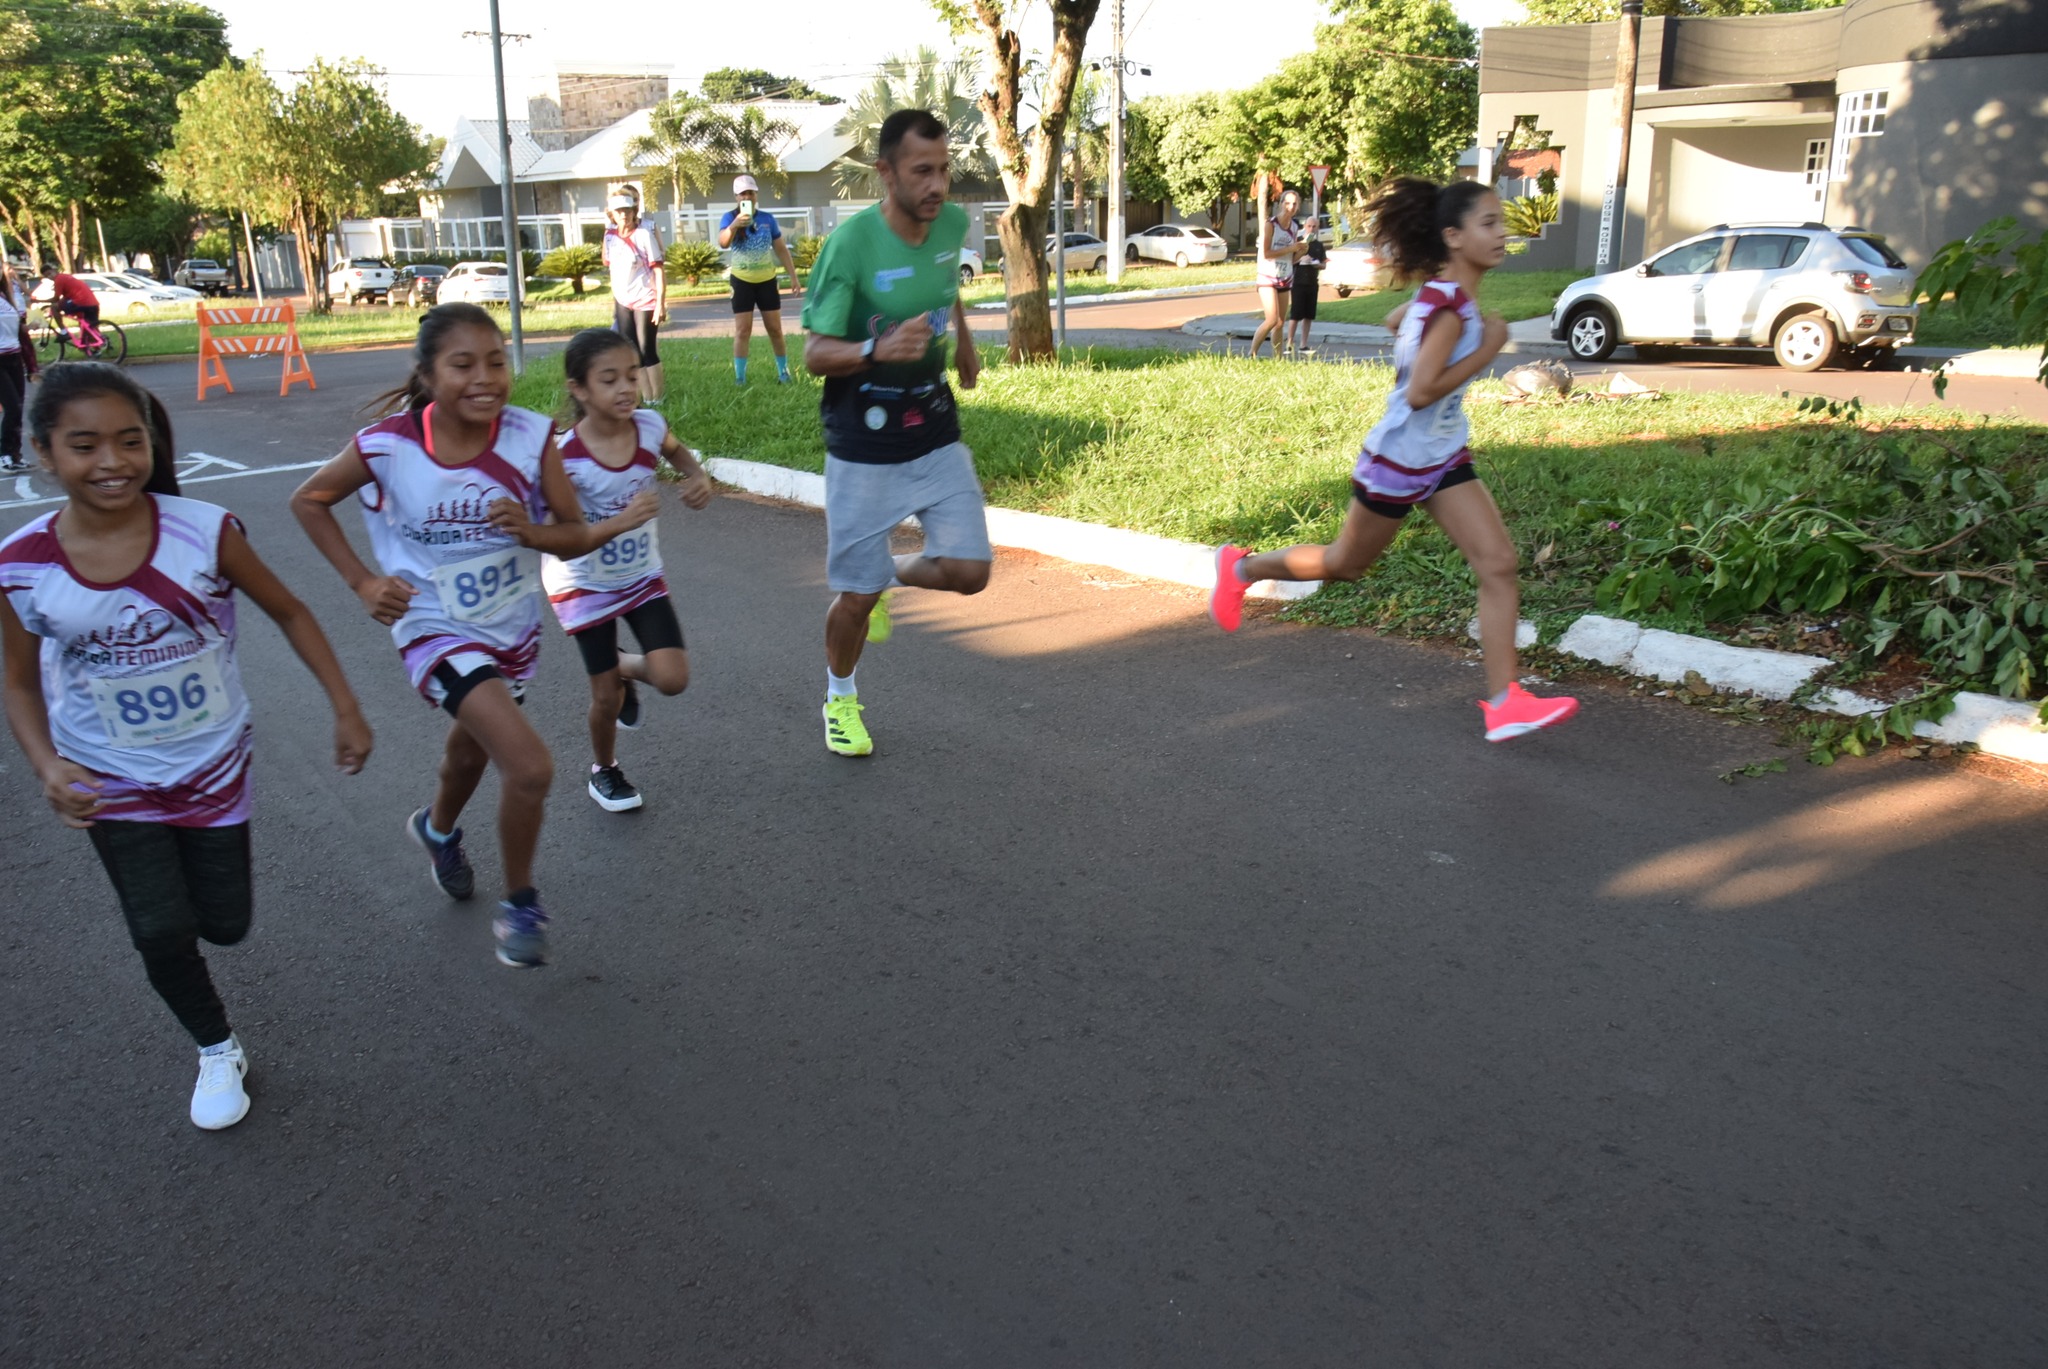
[
  {"xmin": 1916, "ymin": 216, "xmax": 2048, "ymax": 378},
  {"xmin": 537, "ymin": 243, "xmax": 603, "ymax": 294},
  {"xmin": 1501, "ymin": 193, "xmax": 1559, "ymax": 239},
  {"xmin": 665, "ymin": 239, "xmax": 725, "ymax": 284},
  {"xmin": 790, "ymin": 234, "xmax": 827, "ymax": 270}
]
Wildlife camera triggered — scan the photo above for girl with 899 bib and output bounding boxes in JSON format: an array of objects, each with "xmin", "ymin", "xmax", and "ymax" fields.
[
  {"xmin": 0, "ymin": 363, "xmax": 371, "ymax": 1130},
  {"xmin": 292, "ymin": 304, "xmax": 656, "ymax": 968},
  {"xmin": 543, "ymin": 328, "xmax": 713, "ymax": 813}
]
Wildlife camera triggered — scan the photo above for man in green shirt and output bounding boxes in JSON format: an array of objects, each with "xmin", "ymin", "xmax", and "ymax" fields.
[{"xmin": 801, "ymin": 108, "xmax": 987, "ymax": 758}]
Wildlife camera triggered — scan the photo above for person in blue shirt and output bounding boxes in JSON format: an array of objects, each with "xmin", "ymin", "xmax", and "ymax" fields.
[{"xmin": 718, "ymin": 174, "xmax": 803, "ymax": 385}]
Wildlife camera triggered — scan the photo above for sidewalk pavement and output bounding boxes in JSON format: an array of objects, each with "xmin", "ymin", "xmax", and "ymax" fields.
[{"xmin": 1181, "ymin": 312, "xmax": 2040, "ymax": 378}]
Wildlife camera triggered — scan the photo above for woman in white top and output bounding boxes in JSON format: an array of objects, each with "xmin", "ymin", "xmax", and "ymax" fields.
[
  {"xmin": 603, "ymin": 191, "xmax": 668, "ymax": 404},
  {"xmin": 1250, "ymin": 188, "xmax": 1312, "ymax": 360},
  {"xmin": 0, "ymin": 260, "xmax": 27, "ymax": 469}
]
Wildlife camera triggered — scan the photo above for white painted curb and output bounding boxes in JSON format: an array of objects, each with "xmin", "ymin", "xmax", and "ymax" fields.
[
  {"xmin": 1554, "ymin": 613, "xmax": 2048, "ymax": 765},
  {"xmin": 972, "ymin": 279, "xmax": 1253, "ymax": 312},
  {"xmin": 702, "ymin": 457, "xmax": 1317, "ymax": 602}
]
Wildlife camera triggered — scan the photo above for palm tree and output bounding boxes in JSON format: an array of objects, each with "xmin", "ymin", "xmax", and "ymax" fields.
[
  {"xmin": 831, "ymin": 48, "xmax": 997, "ymax": 199},
  {"xmin": 713, "ymin": 105, "xmax": 800, "ymax": 198},
  {"xmin": 624, "ymin": 92, "xmax": 720, "ymax": 214}
]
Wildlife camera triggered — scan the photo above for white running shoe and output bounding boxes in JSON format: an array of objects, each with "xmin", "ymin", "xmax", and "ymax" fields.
[{"xmin": 190, "ymin": 1035, "xmax": 250, "ymax": 1130}]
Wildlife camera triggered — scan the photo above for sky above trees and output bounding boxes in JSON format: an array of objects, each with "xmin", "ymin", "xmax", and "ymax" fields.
[{"xmin": 197, "ymin": 0, "xmax": 1525, "ymax": 138}]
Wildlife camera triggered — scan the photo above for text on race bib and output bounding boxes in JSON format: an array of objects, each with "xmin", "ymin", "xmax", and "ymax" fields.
[
  {"xmin": 432, "ymin": 546, "xmax": 540, "ymax": 624},
  {"xmin": 582, "ymin": 518, "xmax": 662, "ymax": 586},
  {"xmin": 89, "ymin": 649, "xmax": 230, "ymax": 749}
]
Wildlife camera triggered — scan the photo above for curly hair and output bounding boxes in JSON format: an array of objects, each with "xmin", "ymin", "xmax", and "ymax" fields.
[{"xmin": 1367, "ymin": 178, "xmax": 1498, "ymax": 281}]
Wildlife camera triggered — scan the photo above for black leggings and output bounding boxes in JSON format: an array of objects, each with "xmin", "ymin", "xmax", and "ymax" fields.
[
  {"xmin": 87, "ymin": 821, "xmax": 252, "ymax": 1047},
  {"xmin": 0, "ymin": 350, "xmax": 24, "ymax": 460},
  {"xmin": 571, "ymin": 597, "xmax": 685, "ymax": 676}
]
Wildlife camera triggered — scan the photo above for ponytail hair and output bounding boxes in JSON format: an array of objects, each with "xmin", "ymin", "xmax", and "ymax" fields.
[
  {"xmin": 27, "ymin": 361, "xmax": 180, "ymax": 496},
  {"xmin": 1367, "ymin": 177, "xmax": 1497, "ymax": 281},
  {"xmin": 559, "ymin": 327, "xmax": 641, "ymax": 423},
  {"xmin": 368, "ymin": 301, "xmax": 503, "ymax": 417}
]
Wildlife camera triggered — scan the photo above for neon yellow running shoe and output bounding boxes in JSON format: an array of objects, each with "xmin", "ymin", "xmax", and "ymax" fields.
[
  {"xmin": 822, "ymin": 694, "xmax": 874, "ymax": 756},
  {"xmin": 866, "ymin": 591, "xmax": 893, "ymax": 644}
]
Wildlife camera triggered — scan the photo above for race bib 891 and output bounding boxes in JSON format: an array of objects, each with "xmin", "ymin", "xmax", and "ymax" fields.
[{"xmin": 432, "ymin": 546, "xmax": 540, "ymax": 624}]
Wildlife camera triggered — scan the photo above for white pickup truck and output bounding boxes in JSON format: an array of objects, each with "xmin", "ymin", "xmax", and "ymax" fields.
[
  {"xmin": 327, "ymin": 257, "xmax": 396, "ymax": 305},
  {"xmin": 173, "ymin": 258, "xmax": 231, "ymax": 294}
]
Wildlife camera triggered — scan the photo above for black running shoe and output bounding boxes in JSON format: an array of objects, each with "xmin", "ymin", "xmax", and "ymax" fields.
[
  {"xmin": 616, "ymin": 678, "xmax": 642, "ymax": 730},
  {"xmin": 587, "ymin": 764, "xmax": 644, "ymax": 812},
  {"xmin": 406, "ymin": 806, "xmax": 476, "ymax": 899}
]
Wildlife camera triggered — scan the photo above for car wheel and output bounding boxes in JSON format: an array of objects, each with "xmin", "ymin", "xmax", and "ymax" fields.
[
  {"xmin": 961, "ymin": 264, "xmax": 975, "ymax": 285},
  {"xmin": 1335, "ymin": 286, "xmax": 1353, "ymax": 299},
  {"xmin": 1174, "ymin": 253, "xmax": 1188, "ymax": 268},
  {"xmin": 1772, "ymin": 312, "xmax": 1838, "ymax": 372},
  {"xmin": 1565, "ymin": 305, "xmax": 1618, "ymax": 362},
  {"xmin": 1125, "ymin": 244, "xmax": 1139, "ymax": 263}
]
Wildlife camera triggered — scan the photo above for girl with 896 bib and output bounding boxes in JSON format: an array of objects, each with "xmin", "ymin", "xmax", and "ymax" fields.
[
  {"xmin": 0, "ymin": 363, "xmax": 371, "ymax": 1130},
  {"xmin": 292, "ymin": 304, "xmax": 656, "ymax": 968}
]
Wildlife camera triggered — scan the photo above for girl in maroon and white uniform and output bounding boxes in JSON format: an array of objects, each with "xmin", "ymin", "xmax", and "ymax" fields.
[
  {"xmin": 542, "ymin": 329, "xmax": 713, "ymax": 813},
  {"xmin": 292, "ymin": 305, "xmax": 656, "ymax": 969},
  {"xmin": 0, "ymin": 363, "xmax": 370, "ymax": 1130}
]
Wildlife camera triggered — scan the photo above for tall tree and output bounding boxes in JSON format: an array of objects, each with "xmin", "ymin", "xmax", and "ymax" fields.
[
  {"xmin": 1519, "ymin": 0, "xmax": 1836, "ymax": 22},
  {"xmin": 0, "ymin": 0, "xmax": 229, "ymax": 269},
  {"xmin": 166, "ymin": 58, "xmax": 432, "ymax": 312},
  {"xmin": 700, "ymin": 67, "xmax": 838, "ymax": 104},
  {"xmin": 1149, "ymin": 94, "xmax": 1256, "ymax": 232},
  {"xmin": 832, "ymin": 48, "xmax": 998, "ymax": 199},
  {"xmin": 934, "ymin": 0, "xmax": 1104, "ymax": 361}
]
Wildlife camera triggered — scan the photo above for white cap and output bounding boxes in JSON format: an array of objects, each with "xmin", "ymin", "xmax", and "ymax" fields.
[
  {"xmin": 606, "ymin": 193, "xmax": 637, "ymax": 211},
  {"xmin": 733, "ymin": 174, "xmax": 759, "ymax": 196}
]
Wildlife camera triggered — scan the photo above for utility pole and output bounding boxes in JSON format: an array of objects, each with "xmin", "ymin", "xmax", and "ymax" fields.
[
  {"xmin": 1054, "ymin": 146, "xmax": 1067, "ymax": 351},
  {"xmin": 480, "ymin": 3, "xmax": 526, "ymax": 371},
  {"xmin": 1595, "ymin": 0, "xmax": 1643, "ymax": 270},
  {"xmin": 1105, "ymin": 0, "xmax": 1126, "ymax": 285},
  {"xmin": 242, "ymin": 209, "xmax": 264, "ymax": 303}
]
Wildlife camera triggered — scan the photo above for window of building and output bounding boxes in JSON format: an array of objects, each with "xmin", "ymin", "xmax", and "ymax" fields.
[
  {"xmin": 1830, "ymin": 91, "xmax": 1887, "ymax": 182},
  {"xmin": 1804, "ymin": 137, "xmax": 1829, "ymax": 208}
]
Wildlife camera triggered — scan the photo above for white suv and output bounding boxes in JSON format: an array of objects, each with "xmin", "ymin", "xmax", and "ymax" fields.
[{"xmin": 1551, "ymin": 223, "xmax": 1918, "ymax": 371}]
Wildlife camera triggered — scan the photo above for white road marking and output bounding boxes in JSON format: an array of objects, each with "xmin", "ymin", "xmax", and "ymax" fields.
[
  {"xmin": 182, "ymin": 451, "xmax": 248, "ymax": 472},
  {"xmin": 13, "ymin": 477, "xmax": 31, "ymax": 501},
  {"xmin": 0, "ymin": 460, "xmax": 327, "ymax": 512}
]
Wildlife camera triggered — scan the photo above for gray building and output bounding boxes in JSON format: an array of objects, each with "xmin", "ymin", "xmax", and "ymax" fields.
[{"xmin": 1477, "ymin": 0, "xmax": 2048, "ymax": 270}]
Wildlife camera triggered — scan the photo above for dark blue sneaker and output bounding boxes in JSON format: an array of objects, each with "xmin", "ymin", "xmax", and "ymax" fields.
[
  {"xmin": 493, "ymin": 893, "xmax": 549, "ymax": 968},
  {"xmin": 616, "ymin": 677, "xmax": 642, "ymax": 730},
  {"xmin": 406, "ymin": 807, "xmax": 475, "ymax": 901}
]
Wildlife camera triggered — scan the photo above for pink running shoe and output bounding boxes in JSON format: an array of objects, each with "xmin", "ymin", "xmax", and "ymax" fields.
[
  {"xmin": 1210, "ymin": 545, "xmax": 1252, "ymax": 632},
  {"xmin": 1479, "ymin": 683, "xmax": 1580, "ymax": 743}
]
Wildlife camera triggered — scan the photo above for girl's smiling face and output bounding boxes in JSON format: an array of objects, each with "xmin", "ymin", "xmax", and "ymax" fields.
[
  {"xmin": 569, "ymin": 345, "xmax": 643, "ymax": 424},
  {"xmin": 37, "ymin": 392, "xmax": 155, "ymax": 513},
  {"xmin": 427, "ymin": 322, "xmax": 511, "ymax": 424}
]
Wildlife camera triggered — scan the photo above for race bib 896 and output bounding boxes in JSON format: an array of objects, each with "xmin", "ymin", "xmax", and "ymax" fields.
[{"xmin": 89, "ymin": 649, "xmax": 230, "ymax": 748}]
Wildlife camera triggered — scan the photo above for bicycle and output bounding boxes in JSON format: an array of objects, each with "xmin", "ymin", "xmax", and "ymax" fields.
[{"xmin": 31, "ymin": 308, "xmax": 127, "ymax": 365}]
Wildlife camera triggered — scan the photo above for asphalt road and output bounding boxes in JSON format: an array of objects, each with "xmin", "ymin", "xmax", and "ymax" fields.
[{"xmin": 3, "ymin": 348, "xmax": 2046, "ymax": 1366}]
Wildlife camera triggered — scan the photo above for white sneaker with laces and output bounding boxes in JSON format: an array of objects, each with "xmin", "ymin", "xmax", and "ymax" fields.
[{"xmin": 190, "ymin": 1034, "xmax": 250, "ymax": 1130}]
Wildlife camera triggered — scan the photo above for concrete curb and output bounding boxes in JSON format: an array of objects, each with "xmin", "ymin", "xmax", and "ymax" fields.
[
  {"xmin": 702, "ymin": 458, "xmax": 2045, "ymax": 764},
  {"xmin": 700, "ymin": 457, "xmax": 1317, "ymax": 602},
  {"xmin": 972, "ymin": 279, "xmax": 1254, "ymax": 312},
  {"xmin": 1180, "ymin": 314, "xmax": 2041, "ymax": 378}
]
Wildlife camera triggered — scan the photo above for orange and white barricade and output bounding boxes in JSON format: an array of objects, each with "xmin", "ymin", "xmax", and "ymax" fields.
[{"xmin": 196, "ymin": 303, "xmax": 316, "ymax": 401}]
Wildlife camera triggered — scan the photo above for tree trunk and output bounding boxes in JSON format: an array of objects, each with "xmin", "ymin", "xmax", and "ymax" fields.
[
  {"xmin": 996, "ymin": 200, "xmax": 1052, "ymax": 361},
  {"xmin": 297, "ymin": 206, "xmax": 330, "ymax": 313}
]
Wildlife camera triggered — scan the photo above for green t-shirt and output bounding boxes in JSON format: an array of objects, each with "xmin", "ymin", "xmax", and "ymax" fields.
[{"xmin": 800, "ymin": 201, "xmax": 967, "ymax": 463}]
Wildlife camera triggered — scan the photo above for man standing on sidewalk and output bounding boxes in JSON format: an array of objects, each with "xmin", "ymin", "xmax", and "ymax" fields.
[
  {"xmin": 719, "ymin": 175, "xmax": 803, "ymax": 386},
  {"xmin": 800, "ymin": 109, "xmax": 988, "ymax": 758}
]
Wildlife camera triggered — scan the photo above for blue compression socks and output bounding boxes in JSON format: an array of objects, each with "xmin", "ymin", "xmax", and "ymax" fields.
[{"xmin": 734, "ymin": 355, "xmax": 749, "ymax": 384}]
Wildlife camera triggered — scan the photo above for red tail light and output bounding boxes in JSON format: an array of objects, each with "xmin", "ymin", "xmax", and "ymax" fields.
[{"xmin": 1834, "ymin": 270, "xmax": 1876, "ymax": 293}]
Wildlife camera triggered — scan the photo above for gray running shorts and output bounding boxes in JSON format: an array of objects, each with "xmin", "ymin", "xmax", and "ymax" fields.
[{"xmin": 824, "ymin": 442, "xmax": 991, "ymax": 593}]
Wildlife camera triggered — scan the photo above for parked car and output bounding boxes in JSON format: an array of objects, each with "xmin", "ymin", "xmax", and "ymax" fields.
[
  {"xmin": 1551, "ymin": 222, "xmax": 1918, "ymax": 371},
  {"xmin": 115, "ymin": 272, "xmax": 203, "ymax": 302},
  {"xmin": 1046, "ymin": 232, "xmax": 1109, "ymax": 273},
  {"xmin": 173, "ymin": 258, "xmax": 231, "ymax": 294},
  {"xmin": 32, "ymin": 271, "xmax": 185, "ymax": 320},
  {"xmin": 1124, "ymin": 223, "xmax": 1229, "ymax": 268},
  {"xmin": 395, "ymin": 264, "xmax": 448, "ymax": 309},
  {"xmin": 436, "ymin": 260, "xmax": 513, "ymax": 305},
  {"xmin": 958, "ymin": 245, "xmax": 984, "ymax": 284},
  {"xmin": 1318, "ymin": 239, "xmax": 1392, "ymax": 297},
  {"xmin": 327, "ymin": 257, "xmax": 396, "ymax": 305}
]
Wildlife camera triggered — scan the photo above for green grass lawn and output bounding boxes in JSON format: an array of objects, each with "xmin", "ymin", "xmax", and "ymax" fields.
[
  {"xmin": 1315, "ymin": 268, "xmax": 1591, "ymax": 326},
  {"xmin": 512, "ymin": 337, "xmax": 2045, "ymax": 649}
]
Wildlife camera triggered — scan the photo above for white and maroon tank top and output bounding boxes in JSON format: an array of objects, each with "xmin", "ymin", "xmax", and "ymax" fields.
[
  {"xmin": 1358, "ymin": 279, "xmax": 1483, "ymax": 478},
  {"xmin": 1258, "ymin": 216, "xmax": 1298, "ymax": 288},
  {"xmin": 354, "ymin": 403, "xmax": 553, "ymax": 698},
  {"xmin": 541, "ymin": 409, "xmax": 671, "ymax": 634},
  {"xmin": 0, "ymin": 494, "xmax": 252, "ymax": 826}
]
